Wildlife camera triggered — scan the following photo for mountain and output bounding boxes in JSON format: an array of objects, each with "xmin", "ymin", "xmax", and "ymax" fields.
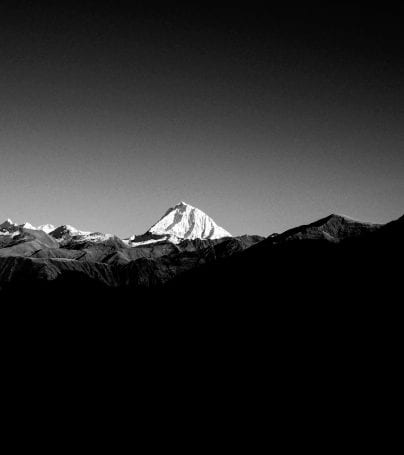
[
  {"xmin": 128, "ymin": 201, "xmax": 231, "ymax": 245},
  {"xmin": 164, "ymin": 212, "xmax": 402, "ymax": 303},
  {"xmin": 0, "ymin": 228, "xmax": 60, "ymax": 257},
  {"xmin": 49, "ymin": 224, "xmax": 91, "ymax": 240},
  {"xmin": 269, "ymin": 213, "xmax": 382, "ymax": 243},
  {"xmin": 20, "ymin": 222, "xmax": 36, "ymax": 230},
  {"xmin": 0, "ymin": 208, "xmax": 401, "ymax": 302},
  {"xmin": 151, "ymin": 201, "xmax": 231, "ymax": 239},
  {"xmin": 38, "ymin": 224, "xmax": 55, "ymax": 234},
  {"xmin": 48, "ymin": 224, "xmax": 114, "ymax": 244},
  {"xmin": 0, "ymin": 220, "xmax": 104, "ymax": 240},
  {"xmin": 0, "ymin": 220, "xmax": 56, "ymax": 235},
  {"xmin": 0, "ymin": 219, "xmax": 19, "ymax": 235},
  {"xmin": 0, "ymin": 235, "xmax": 263, "ymax": 295},
  {"xmin": 252, "ymin": 214, "xmax": 382, "ymax": 253},
  {"xmin": 0, "ymin": 202, "xmax": 262, "ymax": 296}
]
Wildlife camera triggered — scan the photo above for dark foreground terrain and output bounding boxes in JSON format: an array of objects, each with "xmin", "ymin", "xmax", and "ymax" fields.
[
  {"xmin": 2, "ymin": 213, "xmax": 401, "ymax": 442},
  {"xmin": 1, "ymin": 213, "xmax": 401, "ymax": 309}
]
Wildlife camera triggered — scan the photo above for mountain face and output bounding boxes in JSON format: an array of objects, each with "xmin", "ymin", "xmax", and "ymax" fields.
[
  {"xmin": 0, "ymin": 207, "xmax": 401, "ymax": 301},
  {"xmin": 0, "ymin": 220, "xmax": 56, "ymax": 235},
  {"xmin": 0, "ymin": 219, "xmax": 20, "ymax": 235},
  {"xmin": 37, "ymin": 224, "xmax": 55, "ymax": 234},
  {"xmin": 134, "ymin": 201, "xmax": 232, "ymax": 244},
  {"xmin": 0, "ymin": 228, "xmax": 60, "ymax": 257},
  {"xmin": 0, "ymin": 219, "xmax": 112, "ymax": 243},
  {"xmin": 48, "ymin": 225, "xmax": 88, "ymax": 240},
  {"xmin": 262, "ymin": 214, "xmax": 382, "ymax": 247},
  {"xmin": 48, "ymin": 225, "xmax": 114, "ymax": 244},
  {"xmin": 276, "ymin": 214, "xmax": 381, "ymax": 242},
  {"xmin": 165, "ymin": 213, "xmax": 403, "ymax": 307},
  {"xmin": 0, "ymin": 203, "xmax": 257, "ymax": 295},
  {"xmin": 1, "ymin": 202, "xmax": 231, "ymax": 246}
]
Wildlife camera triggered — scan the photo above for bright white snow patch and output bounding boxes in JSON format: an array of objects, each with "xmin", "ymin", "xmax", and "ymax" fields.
[
  {"xmin": 129, "ymin": 237, "xmax": 169, "ymax": 246},
  {"xmin": 148, "ymin": 201, "xmax": 231, "ymax": 240},
  {"xmin": 38, "ymin": 224, "xmax": 55, "ymax": 233},
  {"xmin": 49, "ymin": 224, "xmax": 113, "ymax": 243},
  {"xmin": 0, "ymin": 219, "xmax": 20, "ymax": 235},
  {"xmin": 21, "ymin": 222, "xmax": 36, "ymax": 230},
  {"xmin": 1, "ymin": 220, "xmax": 55, "ymax": 233}
]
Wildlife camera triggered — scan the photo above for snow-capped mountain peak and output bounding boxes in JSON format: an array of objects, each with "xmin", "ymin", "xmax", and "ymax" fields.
[
  {"xmin": 1, "ymin": 220, "xmax": 57, "ymax": 234},
  {"xmin": 148, "ymin": 201, "xmax": 231, "ymax": 241},
  {"xmin": 48, "ymin": 224, "xmax": 113, "ymax": 243},
  {"xmin": 0, "ymin": 219, "xmax": 20, "ymax": 235},
  {"xmin": 37, "ymin": 224, "xmax": 55, "ymax": 234},
  {"xmin": 21, "ymin": 222, "xmax": 36, "ymax": 230},
  {"xmin": 1, "ymin": 219, "xmax": 17, "ymax": 228},
  {"xmin": 49, "ymin": 224, "xmax": 90, "ymax": 239}
]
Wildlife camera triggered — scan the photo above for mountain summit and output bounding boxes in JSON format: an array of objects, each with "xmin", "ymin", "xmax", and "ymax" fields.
[
  {"xmin": 270, "ymin": 213, "xmax": 382, "ymax": 243},
  {"xmin": 148, "ymin": 202, "xmax": 231, "ymax": 241}
]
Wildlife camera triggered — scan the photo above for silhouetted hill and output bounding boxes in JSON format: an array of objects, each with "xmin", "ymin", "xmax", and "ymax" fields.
[
  {"xmin": 0, "ymin": 235, "xmax": 264, "ymax": 299},
  {"xmin": 262, "ymin": 213, "xmax": 382, "ymax": 244},
  {"xmin": 164, "ymin": 213, "xmax": 403, "ymax": 305},
  {"xmin": 0, "ymin": 212, "xmax": 401, "ymax": 307}
]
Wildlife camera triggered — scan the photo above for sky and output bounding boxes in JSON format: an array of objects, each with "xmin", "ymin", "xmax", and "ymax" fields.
[{"xmin": 0, "ymin": 2, "xmax": 403, "ymax": 237}]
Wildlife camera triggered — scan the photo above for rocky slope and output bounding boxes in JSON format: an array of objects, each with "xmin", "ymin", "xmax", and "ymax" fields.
[
  {"xmin": 127, "ymin": 201, "xmax": 231, "ymax": 245},
  {"xmin": 0, "ymin": 203, "xmax": 260, "ymax": 293},
  {"xmin": 164, "ymin": 212, "xmax": 402, "ymax": 304},
  {"xmin": 0, "ymin": 207, "xmax": 401, "ymax": 299},
  {"xmin": 269, "ymin": 213, "xmax": 382, "ymax": 243}
]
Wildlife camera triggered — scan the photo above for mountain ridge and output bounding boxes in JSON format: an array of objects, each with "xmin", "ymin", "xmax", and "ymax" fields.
[
  {"xmin": 148, "ymin": 201, "xmax": 231, "ymax": 240},
  {"xmin": 127, "ymin": 201, "xmax": 232, "ymax": 245},
  {"xmin": 0, "ymin": 209, "xmax": 402, "ymax": 298},
  {"xmin": 1, "ymin": 201, "xmax": 232, "ymax": 244},
  {"xmin": 1, "ymin": 209, "xmax": 386, "ymax": 244}
]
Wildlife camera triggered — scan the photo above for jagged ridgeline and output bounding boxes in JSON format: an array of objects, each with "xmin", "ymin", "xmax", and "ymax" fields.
[
  {"xmin": 0, "ymin": 202, "xmax": 261, "ymax": 295},
  {"xmin": 0, "ymin": 203, "xmax": 402, "ymax": 301}
]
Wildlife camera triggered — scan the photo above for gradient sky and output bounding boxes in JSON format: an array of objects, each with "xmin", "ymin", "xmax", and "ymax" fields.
[{"xmin": 0, "ymin": 2, "xmax": 403, "ymax": 237}]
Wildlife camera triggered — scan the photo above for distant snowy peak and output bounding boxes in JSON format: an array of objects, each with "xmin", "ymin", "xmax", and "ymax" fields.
[
  {"xmin": 0, "ymin": 219, "xmax": 17, "ymax": 230},
  {"xmin": 3, "ymin": 202, "xmax": 231, "ymax": 246},
  {"xmin": 1, "ymin": 220, "xmax": 56, "ymax": 234},
  {"xmin": 21, "ymin": 222, "xmax": 36, "ymax": 230},
  {"xmin": 148, "ymin": 201, "xmax": 231, "ymax": 241},
  {"xmin": 0, "ymin": 219, "xmax": 36, "ymax": 236},
  {"xmin": 19, "ymin": 221, "xmax": 55, "ymax": 232},
  {"xmin": 49, "ymin": 225, "xmax": 88, "ymax": 239},
  {"xmin": 0, "ymin": 219, "xmax": 19, "ymax": 236},
  {"xmin": 38, "ymin": 224, "xmax": 55, "ymax": 234},
  {"xmin": 49, "ymin": 224, "xmax": 113, "ymax": 243},
  {"xmin": 0, "ymin": 220, "xmax": 36, "ymax": 235},
  {"xmin": 0, "ymin": 220, "xmax": 113, "ymax": 242}
]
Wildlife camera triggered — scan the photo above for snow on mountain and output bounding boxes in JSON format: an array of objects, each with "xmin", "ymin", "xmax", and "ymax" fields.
[
  {"xmin": 0, "ymin": 218, "xmax": 113, "ymax": 243},
  {"xmin": 38, "ymin": 224, "xmax": 55, "ymax": 234},
  {"xmin": 81, "ymin": 232, "xmax": 114, "ymax": 242},
  {"xmin": 1, "ymin": 220, "xmax": 57, "ymax": 234},
  {"xmin": 49, "ymin": 225, "xmax": 89, "ymax": 239},
  {"xmin": 3, "ymin": 202, "xmax": 231, "ymax": 246},
  {"xmin": 49, "ymin": 224, "xmax": 113, "ymax": 243},
  {"xmin": 20, "ymin": 222, "xmax": 37, "ymax": 230},
  {"xmin": 1, "ymin": 219, "xmax": 17, "ymax": 229},
  {"xmin": 0, "ymin": 219, "xmax": 19, "ymax": 236},
  {"xmin": 149, "ymin": 201, "xmax": 231, "ymax": 240},
  {"xmin": 124, "ymin": 236, "xmax": 169, "ymax": 246},
  {"xmin": 127, "ymin": 202, "xmax": 231, "ymax": 246}
]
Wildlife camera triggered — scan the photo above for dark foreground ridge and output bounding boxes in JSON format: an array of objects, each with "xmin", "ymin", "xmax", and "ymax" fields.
[
  {"xmin": 0, "ymin": 211, "xmax": 401, "ymax": 305},
  {"xmin": 1, "ymin": 212, "xmax": 401, "ymax": 439}
]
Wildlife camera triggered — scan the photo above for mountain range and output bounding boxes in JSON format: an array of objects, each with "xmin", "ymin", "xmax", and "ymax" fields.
[{"xmin": 0, "ymin": 201, "xmax": 402, "ymax": 303}]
